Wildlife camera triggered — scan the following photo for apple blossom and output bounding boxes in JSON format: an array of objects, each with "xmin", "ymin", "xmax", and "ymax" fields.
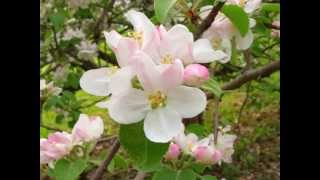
[
  {"xmin": 61, "ymin": 27, "xmax": 85, "ymax": 41},
  {"xmin": 183, "ymin": 64, "xmax": 210, "ymax": 87},
  {"xmin": 165, "ymin": 143, "xmax": 181, "ymax": 160},
  {"xmin": 173, "ymin": 127, "xmax": 199, "ymax": 154},
  {"xmin": 40, "ymin": 79, "xmax": 62, "ymax": 97},
  {"xmin": 104, "ymin": 10, "xmax": 227, "ymax": 66},
  {"xmin": 76, "ymin": 40, "xmax": 97, "ymax": 61},
  {"xmin": 192, "ymin": 145, "xmax": 223, "ymax": 164},
  {"xmin": 40, "ymin": 132, "xmax": 73, "ymax": 164},
  {"xmin": 200, "ymin": 0, "xmax": 261, "ymax": 52},
  {"xmin": 106, "ymin": 52, "xmax": 207, "ymax": 143},
  {"xmin": 72, "ymin": 114, "xmax": 104, "ymax": 143}
]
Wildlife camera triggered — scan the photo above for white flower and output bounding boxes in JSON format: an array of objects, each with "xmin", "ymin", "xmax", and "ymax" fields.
[
  {"xmin": 76, "ymin": 40, "xmax": 97, "ymax": 61},
  {"xmin": 106, "ymin": 52, "xmax": 207, "ymax": 143},
  {"xmin": 72, "ymin": 114, "xmax": 104, "ymax": 143},
  {"xmin": 62, "ymin": 27, "xmax": 85, "ymax": 41}
]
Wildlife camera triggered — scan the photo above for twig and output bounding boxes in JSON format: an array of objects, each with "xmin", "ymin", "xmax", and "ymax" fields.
[
  {"xmin": 134, "ymin": 171, "xmax": 148, "ymax": 180},
  {"xmin": 237, "ymin": 82, "xmax": 251, "ymax": 122},
  {"xmin": 194, "ymin": 1, "xmax": 225, "ymax": 40},
  {"xmin": 93, "ymin": 0, "xmax": 116, "ymax": 41},
  {"xmin": 79, "ymin": 97, "xmax": 108, "ymax": 109},
  {"xmin": 40, "ymin": 124, "xmax": 66, "ymax": 132},
  {"xmin": 213, "ymin": 98, "xmax": 220, "ymax": 144},
  {"xmin": 222, "ymin": 60, "xmax": 280, "ymax": 90},
  {"xmin": 89, "ymin": 139, "xmax": 121, "ymax": 180}
]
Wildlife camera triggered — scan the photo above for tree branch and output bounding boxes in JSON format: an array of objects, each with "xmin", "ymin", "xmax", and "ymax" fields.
[
  {"xmin": 222, "ymin": 60, "xmax": 280, "ymax": 90},
  {"xmin": 194, "ymin": 1, "xmax": 225, "ymax": 40},
  {"xmin": 89, "ymin": 139, "xmax": 120, "ymax": 180},
  {"xmin": 93, "ymin": 0, "xmax": 116, "ymax": 41}
]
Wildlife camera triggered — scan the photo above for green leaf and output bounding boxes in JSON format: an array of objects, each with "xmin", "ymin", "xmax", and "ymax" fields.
[
  {"xmin": 221, "ymin": 5, "xmax": 249, "ymax": 37},
  {"xmin": 48, "ymin": 159, "xmax": 87, "ymax": 180},
  {"xmin": 191, "ymin": 163, "xmax": 208, "ymax": 174},
  {"xmin": 119, "ymin": 122, "xmax": 169, "ymax": 171},
  {"xmin": 176, "ymin": 169, "xmax": 197, "ymax": 180},
  {"xmin": 201, "ymin": 175, "xmax": 218, "ymax": 180},
  {"xmin": 43, "ymin": 96, "xmax": 60, "ymax": 110},
  {"xmin": 152, "ymin": 168, "xmax": 197, "ymax": 180},
  {"xmin": 202, "ymin": 78, "xmax": 223, "ymax": 98},
  {"xmin": 49, "ymin": 12, "xmax": 66, "ymax": 30},
  {"xmin": 186, "ymin": 124, "xmax": 206, "ymax": 137},
  {"xmin": 152, "ymin": 167, "xmax": 177, "ymax": 180},
  {"xmin": 261, "ymin": 3, "xmax": 280, "ymax": 13},
  {"xmin": 154, "ymin": 0, "xmax": 178, "ymax": 23}
]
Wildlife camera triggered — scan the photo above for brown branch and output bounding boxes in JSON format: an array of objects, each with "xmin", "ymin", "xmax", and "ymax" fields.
[
  {"xmin": 89, "ymin": 139, "xmax": 120, "ymax": 180},
  {"xmin": 222, "ymin": 60, "xmax": 280, "ymax": 90},
  {"xmin": 194, "ymin": 1, "xmax": 225, "ymax": 40},
  {"xmin": 213, "ymin": 98, "xmax": 220, "ymax": 144},
  {"xmin": 93, "ymin": 0, "xmax": 116, "ymax": 41},
  {"xmin": 134, "ymin": 171, "xmax": 148, "ymax": 180}
]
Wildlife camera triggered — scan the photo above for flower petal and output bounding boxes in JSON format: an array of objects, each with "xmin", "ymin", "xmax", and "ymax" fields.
[
  {"xmin": 193, "ymin": 38, "xmax": 228, "ymax": 63},
  {"xmin": 125, "ymin": 10, "xmax": 156, "ymax": 48},
  {"xmin": 235, "ymin": 30, "xmax": 254, "ymax": 50},
  {"xmin": 107, "ymin": 88, "xmax": 150, "ymax": 124},
  {"xmin": 160, "ymin": 59, "xmax": 184, "ymax": 90},
  {"xmin": 244, "ymin": 0, "xmax": 262, "ymax": 14},
  {"xmin": 114, "ymin": 38, "xmax": 139, "ymax": 67},
  {"xmin": 109, "ymin": 66, "xmax": 134, "ymax": 95},
  {"xmin": 144, "ymin": 107, "xmax": 183, "ymax": 143},
  {"xmin": 80, "ymin": 68, "xmax": 113, "ymax": 96},
  {"xmin": 132, "ymin": 51, "xmax": 162, "ymax": 92},
  {"xmin": 167, "ymin": 86, "xmax": 207, "ymax": 118},
  {"xmin": 103, "ymin": 30, "xmax": 122, "ymax": 50}
]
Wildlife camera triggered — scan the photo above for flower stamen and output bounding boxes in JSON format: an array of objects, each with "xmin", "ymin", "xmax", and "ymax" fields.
[
  {"xmin": 160, "ymin": 54, "xmax": 173, "ymax": 64},
  {"xmin": 148, "ymin": 91, "xmax": 167, "ymax": 109},
  {"xmin": 128, "ymin": 31, "xmax": 143, "ymax": 44}
]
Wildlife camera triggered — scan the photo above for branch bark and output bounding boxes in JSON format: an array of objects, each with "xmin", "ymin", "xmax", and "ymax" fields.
[
  {"xmin": 194, "ymin": 1, "xmax": 225, "ymax": 40},
  {"xmin": 93, "ymin": 0, "xmax": 116, "ymax": 41},
  {"xmin": 222, "ymin": 60, "xmax": 280, "ymax": 90},
  {"xmin": 89, "ymin": 139, "xmax": 120, "ymax": 180}
]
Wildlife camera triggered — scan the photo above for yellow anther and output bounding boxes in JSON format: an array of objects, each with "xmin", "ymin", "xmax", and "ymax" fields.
[
  {"xmin": 160, "ymin": 54, "xmax": 173, "ymax": 64},
  {"xmin": 148, "ymin": 91, "xmax": 167, "ymax": 109},
  {"xmin": 239, "ymin": 0, "xmax": 247, "ymax": 7},
  {"xmin": 128, "ymin": 31, "xmax": 143, "ymax": 44}
]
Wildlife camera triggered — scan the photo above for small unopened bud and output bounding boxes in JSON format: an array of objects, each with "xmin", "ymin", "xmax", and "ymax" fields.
[
  {"xmin": 165, "ymin": 143, "xmax": 181, "ymax": 160},
  {"xmin": 183, "ymin": 64, "xmax": 209, "ymax": 87}
]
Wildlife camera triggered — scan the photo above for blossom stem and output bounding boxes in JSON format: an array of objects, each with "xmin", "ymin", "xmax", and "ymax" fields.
[
  {"xmin": 89, "ymin": 139, "xmax": 120, "ymax": 180},
  {"xmin": 213, "ymin": 98, "xmax": 220, "ymax": 145}
]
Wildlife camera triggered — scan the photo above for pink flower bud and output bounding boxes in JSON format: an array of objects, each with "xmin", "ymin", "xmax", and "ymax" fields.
[
  {"xmin": 72, "ymin": 114, "xmax": 104, "ymax": 143},
  {"xmin": 193, "ymin": 146, "xmax": 215, "ymax": 164},
  {"xmin": 165, "ymin": 143, "xmax": 181, "ymax": 160},
  {"xmin": 183, "ymin": 64, "xmax": 209, "ymax": 87},
  {"xmin": 40, "ymin": 132, "xmax": 73, "ymax": 164},
  {"xmin": 212, "ymin": 149, "xmax": 223, "ymax": 162}
]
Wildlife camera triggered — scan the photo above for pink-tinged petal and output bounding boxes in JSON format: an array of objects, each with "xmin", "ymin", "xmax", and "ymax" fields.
[
  {"xmin": 183, "ymin": 64, "xmax": 209, "ymax": 87},
  {"xmin": 125, "ymin": 10, "xmax": 155, "ymax": 48},
  {"xmin": 212, "ymin": 150, "xmax": 223, "ymax": 162},
  {"xmin": 235, "ymin": 30, "xmax": 254, "ymax": 50},
  {"xmin": 103, "ymin": 30, "xmax": 122, "ymax": 50},
  {"xmin": 244, "ymin": 0, "xmax": 262, "ymax": 14},
  {"xmin": 159, "ymin": 24, "xmax": 194, "ymax": 64},
  {"xmin": 109, "ymin": 66, "xmax": 135, "ymax": 96},
  {"xmin": 132, "ymin": 52, "xmax": 162, "ymax": 92},
  {"xmin": 160, "ymin": 59, "xmax": 184, "ymax": 91},
  {"xmin": 72, "ymin": 114, "xmax": 104, "ymax": 143},
  {"xmin": 80, "ymin": 68, "xmax": 113, "ymax": 96},
  {"xmin": 144, "ymin": 107, "xmax": 183, "ymax": 143},
  {"xmin": 165, "ymin": 143, "xmax": 181, "ymax": 160},
  {"xmin": 107, "ymin": 88, "xmax": 150, "ymax": 124},
  {"xmin": 114, "ymin": 38, "xmax": 139, "ymax": 67},
  {"xmin": 142, "ymin": 30, "xmax": 162, "ymax": 63},
  {"xmin": 167, "ymin": 86, "xmax": 207, "ymax": 118},
  {"xmin": 193, "ymin": 39, "xmax": 228, "ymax": 63}
]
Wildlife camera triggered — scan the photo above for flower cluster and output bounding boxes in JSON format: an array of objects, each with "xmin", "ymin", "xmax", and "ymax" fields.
[
  {"xmin": 80, "ymin": 10, "xmax": 229, "ymax": 143},
  {"xmin": 200, "ymin": 0, "xmax": 262, "ymax": 61},
  {"xmin": 40, "ymin": 79, "xmax": 62, "ymax": 98},
  {"xmin": 40, "ymin": 114, "xmax": 104, "ymax": 165},
  {"xmin": 165, "ymin": 126, "xmax": 237, "ymax": 165}
]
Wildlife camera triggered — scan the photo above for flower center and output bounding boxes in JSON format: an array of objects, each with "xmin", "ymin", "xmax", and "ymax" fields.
[
  {"xmin": 239, "ymin": 0, "xmax": 247, "ymax": 7},
  {"xmin": 128, "ymin": 31, "xmax": 143, "ymax": 44},
  {"xmin": 148, "ymin": 91, "xmax": 167, "ymax": 109},
  {"xmin": 160, "ymin": 54, "xmax": 173, "ymax": 64}
]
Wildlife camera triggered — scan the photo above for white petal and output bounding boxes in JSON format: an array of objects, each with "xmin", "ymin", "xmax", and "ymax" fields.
[
  {"xmin": 199, "ymin": 5, "xmax": 213, "ymax": 20},
  {"xmin": 193, "ymin": 38, "xmax": 228, "ymax": 63},
  {"xmin": 103, "ymin": 30, "xmax": 122, "ymax": 49},
  {"xmin": 107, "ymin": 89, "xmax": 150, "ymax": 124},
  {"xmin": 167, "ymin": 86, "xmax": 207, "ymax": 118},
  {"xmin": 236, "ymin": 30, "xmax": 254, "ymax": 50},
  {"xmin": 249, "ymin": 18, "xmax": 256, "ymax": 28},
  {"xmin": 244, "ymin": 0, "xmax": 262, "ymax": 14},
  {"xmin": 144, "ymin": 107, "xmax": 183, "ymax": 143},
  {"xmin": 80, "ymin": 68, "xmax": 113, "ymax": 96},
  {"xmin": 109, "ymin": 66, "xmax": 134, "ymax": 96},
  {"xmin": 125, "ymin": 10, "xmax": 155, "ymax": 48}
]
